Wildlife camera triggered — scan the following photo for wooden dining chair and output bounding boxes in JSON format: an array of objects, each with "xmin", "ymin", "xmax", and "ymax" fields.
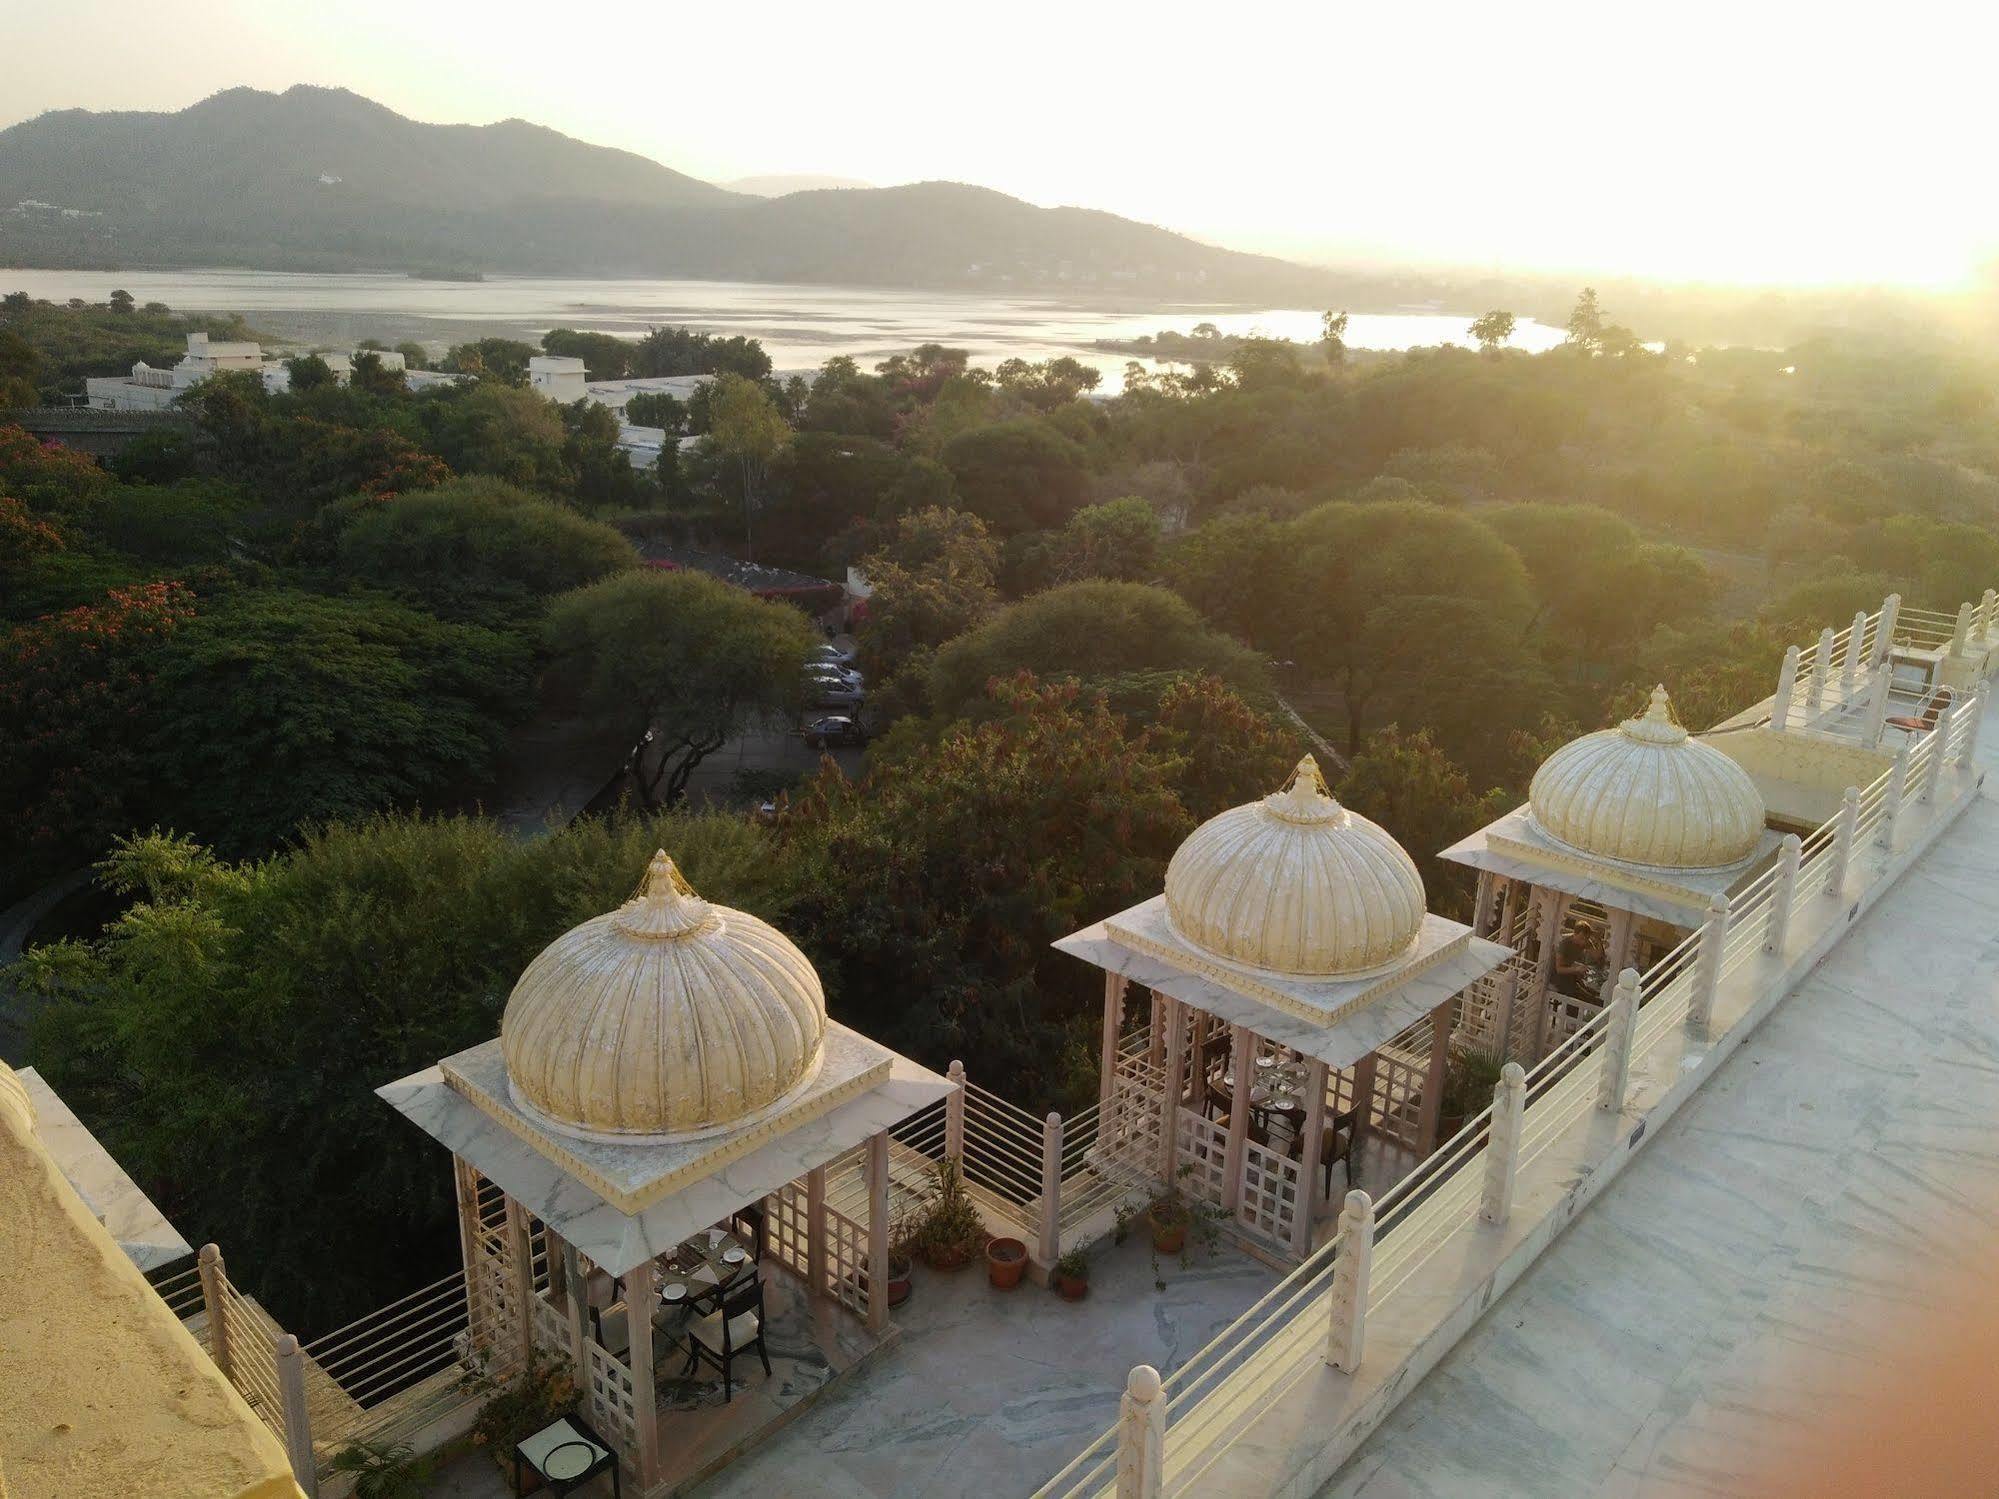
[
  {"xmin": 1290, "ymin": 1106, "xmax": 1360, "ymax": 1194},
  {"xmin": 681, "ymin": 1273, "xmax": 771, "ymax": 1402},
  {"xmin": 732, "ymin": 1202, "xmax": 767, "ymax": 1261},
  {"xmin": 1885, "ymin": 686, "xmax": 1953, "ymax": 737}
]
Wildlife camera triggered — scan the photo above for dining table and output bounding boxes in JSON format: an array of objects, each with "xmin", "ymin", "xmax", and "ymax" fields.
[{"xmin": 655, "ymin": 1225, "xmax": 753, "ymax": 1321}]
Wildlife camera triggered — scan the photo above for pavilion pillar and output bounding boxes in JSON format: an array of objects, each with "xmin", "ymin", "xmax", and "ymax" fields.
[
  {"xmin": 805, "ymin": 1165, "xmax": 828, "ymax": 1299},
  {"xmin": 866, "ymin": 1131, "xmax": 892, "ymax": 1332},
  {"xmin": 556, "ymin": 1237, "xmax": 589, "ymax": 1376},
  {"xmin": 1415, "ymin": 998, "xmax": 1454, "ymax": 1156},
  {"xmin": 627, "ymin": 1256, "xmax": 662, "ymax": 1488},
  {"xmin": 1292, "ymin": 1057, "xmax": 1331, "ymax": 1257},
  {"xmin": 1809, "ymin": 627, "xmax": 1835, "ymax": 716},
  {"xmin": 1603, "ymin": 906, "xmax": 1637, "ymax": 987},
  {"xmin": 1491, "ymin": 879, "xmax": 1527, "ymax": 1060},
  {"xmin": 1221, "ymin": 1026, "xmax": 1255, "ymax": 1213},
  {"xmin": 1146, "ymin": 990, "xmax": 1165, "ymax": 1069},
  {"xmin": 1349, "ymin": 1050, "xmax": 1379, "ymax": 1165},
  {"xmin": 503, "ymin": 1196, "xmax": 535, "ymax": 1367},
  {"xmin": 1526, "ymin": 888, "xmax": 1568, "ymax": 1061},
  {"xmin": 451, "ymin": 1158, "xmax": 489, "ymax": 1357},
  {"xmin": 1187, "ymin": 1012, "xmax": 1210, "ymax": 1112},
  {"xmin": 1471, "ymin": 871, "xmax": 1495, "ymax": 937},
  {"xmin": 1098, "ymin": 973, "xmax": 1127, "ymax": 1115},
  {"xmin": 1156, "ymin": 997, "xmax": 1187, "ymax": 1183}
]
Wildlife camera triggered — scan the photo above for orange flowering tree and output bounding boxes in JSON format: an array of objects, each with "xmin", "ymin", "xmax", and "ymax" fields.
[{"xmin": 0, "ymin": 580, "xmax": 195, "ymax": 890}]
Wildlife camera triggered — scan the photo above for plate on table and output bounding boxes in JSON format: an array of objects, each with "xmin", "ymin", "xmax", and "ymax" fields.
[
  {"xmin": 1255, "ymin": 1055, "xmax": 1276, "ymax": 1069},
  {"xmin": 659, "ymin": 1282, "xmax": 686, "ymax": 1303},
  {"xmin": 722, "ymin": 1245, "xmax": 747, "ymax": 1266}
]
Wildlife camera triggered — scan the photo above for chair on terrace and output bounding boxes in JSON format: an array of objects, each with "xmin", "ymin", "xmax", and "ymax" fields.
[
  {"xmin": 681, "ymin": 1274, "xmax": 771, "ymax": 1402},
  {"xmin": 1885, "ymin": 686, "xmax": 1953, "ymax": 738}
]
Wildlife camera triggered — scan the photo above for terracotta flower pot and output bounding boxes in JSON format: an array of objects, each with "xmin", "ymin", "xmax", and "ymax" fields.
[
  {"xmin": 886, "ymin": 1251, "xmax": 914, "ymax": 1307},
  {"xmin": 1054, "ymin": 1271, "xmax": 1089, "ymax": 1301},
  {"xmin": 1146, "ymin": 1205, "xmax": 1188, "ymax": 1255},
  {"xmin": 986, "ymin": 1237, "xmax": 1027, "ymax": 1290}
]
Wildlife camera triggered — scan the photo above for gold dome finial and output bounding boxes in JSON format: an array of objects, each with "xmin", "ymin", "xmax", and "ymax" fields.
[
  {"xmin": 1621, "ymin": 683, "xmax": 1687, "ymax": 745},
  {"xmin": 1265, "ymin": 753, "xmax": 1342, "ymax": 825},
  {"xmin": 612, "ymin": 849, "xmax": 716, "ymax": 940}
]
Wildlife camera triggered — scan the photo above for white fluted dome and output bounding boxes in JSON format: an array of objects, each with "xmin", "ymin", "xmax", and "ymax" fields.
[
  {"xmin": 1529, "ymin": 685, "xmax": 1765, "ymax": 870},
  {"xmin": 1164, "ymin": 755, "xmax": 1426, "ymax": 976},
  {"xmin": 501, "ymin": 850, "xmax": 826, "ymax": 1141}
]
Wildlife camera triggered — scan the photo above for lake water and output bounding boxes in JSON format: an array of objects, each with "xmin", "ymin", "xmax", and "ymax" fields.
[{"xmin": 0, "ymin": 267, "xmax": 1568, "ymax": 390}]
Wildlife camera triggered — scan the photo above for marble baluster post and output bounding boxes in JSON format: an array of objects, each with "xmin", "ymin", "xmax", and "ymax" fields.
[
  {"xmin": 1772, "ymin": 645, "xmax": 1800, "ymax": 731},
  {"xmin": 1688, "ymin": 894, "xmax": 1730, "ymax": 1035},
  {"xmin": 1766, "ymin": 835, "xmax": 1802, "ymax": 957},
  {"xmin": 1925, "ymin": 697, "xmax": 1958, "ymax": 802},
  {"xmin": 1114, "ymin": 1364, "xmax": 1166, "ymax": 1499},
  {"xmin": 1038, "ymin": 1113, "xmax": 1063, "ymax": 1268},
  {"xmin": 1324, "ymin": 1191, "xmax": 1374, "ymax": 1373},
  {"xmin": 1827, "ymin": 787, "xmax": 1861, "ymax": 898},
  {"xmin": 1809, "ymin": 627, "xmax": 1834, "ymax": 716},
  {"xmin": 197, "ymin": 1243, "xmax": 232, "ymax": 1380},
  {"xmin": 1865, "ymin": 669, "xmax": 1893, "ymax": 749},
  {"xmin": 945, "ymin": 1060, "xmax": 966, "ymax": 1166},
  {"xmin": 1597, "ymin": 969, "xmax": 1640, "ymax": 1112},
  {"xmin": 1874, "ymin": 593, "xmax": 1902, "ymax": 668},
  {"xmin": 1952, "ymin": 602, "xmax": 1974, "ymax": 658},
  {"xmin": 1842, "ymin": 609, "xmax": 1869, "ymax": 696},
  {"xmin": 1881, "ymin": 741, "xmax": 1912, "ymax": 850},
  {"xmin": 1480, "ymin": 1063, "xmax": 1527, "ymax": 1225},
  {"xmin": 1966, "ymin": 682, "xmax": 1991, "ymax": 763},
  {"xmin": 275, "ymin": 1335, "xmax": 318, "ymax": 1498}
]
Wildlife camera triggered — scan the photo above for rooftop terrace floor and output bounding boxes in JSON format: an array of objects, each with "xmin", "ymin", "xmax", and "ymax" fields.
[
  {"xmin": 1320, "ymin": 735, "xmax": 1999, "ymax": 1498},
  {"xmin": 692, "ymin": 1236, "xmax": 1275, "ymax": 1499}
]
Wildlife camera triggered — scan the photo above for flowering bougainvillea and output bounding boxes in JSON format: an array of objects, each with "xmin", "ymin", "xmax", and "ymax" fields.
[{"xmin": 0, "ymin": 579, "xmax": 195, "ymax": 869}]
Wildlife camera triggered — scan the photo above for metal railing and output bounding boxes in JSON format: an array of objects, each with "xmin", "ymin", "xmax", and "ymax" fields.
[{"xmin": 1035, "ymin": 642, "xmax": 1987, "ymax": 1498}]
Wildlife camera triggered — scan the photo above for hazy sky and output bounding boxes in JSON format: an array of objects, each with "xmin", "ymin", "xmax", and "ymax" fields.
[{"xmin": 5, "ymin": 0, "xmax": 1994, "ymax": 288}]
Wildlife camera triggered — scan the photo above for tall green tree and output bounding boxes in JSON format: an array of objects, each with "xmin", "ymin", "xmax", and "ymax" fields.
[
  {"xmin": 703, "ymin": 373, "xmax": 791, "ymax": 550},
  {"xmin": 544, "ymin": 568, "xmax": 813, "ymax": 805}
]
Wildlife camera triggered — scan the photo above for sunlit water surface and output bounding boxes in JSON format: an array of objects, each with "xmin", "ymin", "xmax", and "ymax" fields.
[{"xmin": 1, "ymin": 267, "xmax": 1567, "ymax": 390}]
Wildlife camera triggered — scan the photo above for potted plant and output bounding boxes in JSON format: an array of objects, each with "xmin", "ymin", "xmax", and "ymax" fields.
[
  {"xmin": 1436, "ymin": 1047, "xmax": 1505, "ymax": 1144},
  {"xmin": 863, "ymin": 1240, "xmax": 917, "ymax": 1307},
  {"xmin": 910, "ymin": 1159, "xmax": 986, "ymax": 1270},
  {"xmin": 327, "ymin": 1440, "xmax": 436, "ymax": 1499},
  {"xmin": 1052, "ymin": 1248, "xmax": 1090, "ymax": 1300},
  {"xmin": 1145, "ymin": 1181, "xmax": 1191, "ymax": 1255},
  {"xmin": 467, "ymin": 1348, "xmax": 576, "ymax": 1494},
  {"xmin": 985, "ymin": 1235, "xmax": 1028, "ymax": 1290}
]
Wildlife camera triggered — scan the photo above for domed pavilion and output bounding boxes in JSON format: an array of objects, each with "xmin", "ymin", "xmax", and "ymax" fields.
[
  {"xmin": 1441, "ymin": 686, "xmax": 1779, "ymax": 1066},
  {"xmin": 382, "ymin": 850, "xmax": 953, "ymax": 1494},
  {"xmin": 1056, "ymin": 756, "xmax": 1512, "ymax": 1261}
]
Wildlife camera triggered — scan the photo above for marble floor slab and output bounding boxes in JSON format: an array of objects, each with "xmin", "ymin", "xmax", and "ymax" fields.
[{"xmin": 1318, "ymin": 751, "xmax": 1999, "ymax": 1499}]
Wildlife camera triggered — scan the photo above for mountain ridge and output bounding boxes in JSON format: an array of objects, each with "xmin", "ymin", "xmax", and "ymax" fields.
[{"xmin": 0, "ymin": 86, "xmax": 1329, "ymax": 298}]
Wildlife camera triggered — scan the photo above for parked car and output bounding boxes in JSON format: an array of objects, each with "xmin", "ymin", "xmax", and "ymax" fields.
[
  {"xmin": 805, "ymin": 663, "xmax": 863, "ymax": 690},
  {"xmin": 809, "ymin": 643, "xmax": 857, "ymax": 669},
  {"xmin": 801, "ymin": 715, "xmax": 869, "ymax": 750},
  {"xmin": 807, "ymin": 678, "xmax": 865, "ymax": 709}
]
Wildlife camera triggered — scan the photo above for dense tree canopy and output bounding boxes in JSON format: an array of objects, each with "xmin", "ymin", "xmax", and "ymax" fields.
[
  {"xmin": 543, "ymin": 568, "xmax": 815, "ymax": 805},
  {"xmin": 922, "ymin": 580, "xmax": 1268, "ymax": 723},
  {"xmin": 16, "ymin": 813, "xmax": 796, "ymax": 1330}
]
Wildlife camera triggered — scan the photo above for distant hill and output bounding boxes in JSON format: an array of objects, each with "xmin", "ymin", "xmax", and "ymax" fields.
[
  {"xmin": 0, "ymin": 86, "xmax": 1330, "ymax": 299},
  {"xmin": 724, "ymin": 173, "xmax": 874, "ymax": 197}
]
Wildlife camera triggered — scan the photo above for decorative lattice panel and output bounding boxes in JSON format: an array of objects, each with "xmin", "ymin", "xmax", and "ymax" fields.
[
  {"xmin": 1237, "ymin": 1138, "xmax": 1301, "ymax": 1244},
  {"xmin": 1174, "ymin": 1108, "xmax": 1229, "ymax": 1207},
  {"xmin": 582, "ymin": 1338, "xmax": 637, "ymax": 1451}
]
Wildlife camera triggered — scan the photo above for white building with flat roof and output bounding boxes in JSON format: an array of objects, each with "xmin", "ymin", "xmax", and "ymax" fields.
[{"xmin": 528, "ymin": 354, "xmax": 588, "ymax": 404}]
